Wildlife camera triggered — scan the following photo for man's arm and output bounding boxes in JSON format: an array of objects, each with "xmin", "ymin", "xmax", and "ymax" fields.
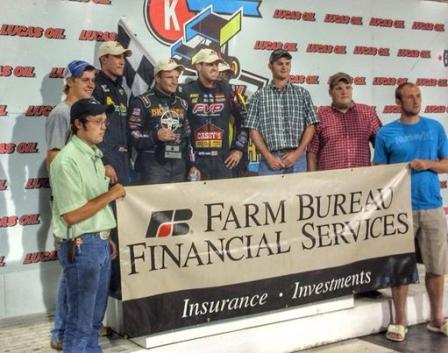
[
  {"xmin": 307, "ymin": 152, "xmax": 318, "ymax": 171},
  {"xmin": 63, "ymin": 183, "xmax": 125, "ymax": 225},
  {"xmin": 250, "ymin": 129, "xmax": 285, "ymax": 170},
  {"xmin": 409, "ymin": 159, "xmax": 448, "ymax": 173},
  {"xmin": 281, "ymin": 124, "xmax": 316, "ymax": 167},
  {"xmin": 47, "ymin": 149, "xmax": 60, "ymax": 170}
]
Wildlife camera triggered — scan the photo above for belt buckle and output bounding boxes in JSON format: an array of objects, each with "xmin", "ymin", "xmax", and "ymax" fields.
[{"xmin": 99, "ymin": 230, "xmax": 110, "ymax": 240}]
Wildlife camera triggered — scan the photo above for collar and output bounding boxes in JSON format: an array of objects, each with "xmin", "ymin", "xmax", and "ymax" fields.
[
  {"xmin": 154, "ymin": 87, "xmax": 176, "ymax": 103},
  {"xmin": 97, "ymin": 70, "xmax": 123, "ymax": 87},
  {"xmin": 269, "ymin": 81, "xmax": 292, "ymax": 92},
  {"xmin": 71, "ymin": 135, "xmax": 103, "ymax": 160},
  {"xmin": 331, "ymin": 101, "xmax": 356, "ymax": 113},
  {"xmin": 197, "ymin": 78, "xmax": 217, "ymax": 92}
]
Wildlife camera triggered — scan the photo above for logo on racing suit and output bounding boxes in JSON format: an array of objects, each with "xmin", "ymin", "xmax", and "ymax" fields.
[
  {"xmin": 146, "ymin": 209, "xmax": 193, "ymax": 237},
  {"xmin": 194, "ymin": 123, "xmax": 223, "ymax": 149}
]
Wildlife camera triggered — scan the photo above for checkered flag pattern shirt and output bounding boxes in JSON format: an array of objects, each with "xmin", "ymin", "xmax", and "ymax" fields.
[
  {"xmin": 244, "ymin": 83, "xmax": 318, "ymax": 151},
  {"xmin": 117, "ymin": 18, "xmax": 155, "ymax": 100},
  {"xmin": 308, "ymin": 104, "xmax": 382, "ymax": 170}
]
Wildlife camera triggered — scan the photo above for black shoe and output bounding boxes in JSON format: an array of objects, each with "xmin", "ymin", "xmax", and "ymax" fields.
[
  {"xmin": 50, "ymin": 340, "xmax": 63, "ymax": 351},
  {"xmin": 98, "ymin": 325, "xmax": 113, "ymax": 337},
  {"xmin": 355, "ymin": 290, "xmax": 384, "ymax": 299}
]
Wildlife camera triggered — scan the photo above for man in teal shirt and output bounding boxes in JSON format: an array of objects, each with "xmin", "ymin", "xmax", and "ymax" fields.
[{"xmin": 50, "ymin": 97, "xmax": 126, "ymax": 353}]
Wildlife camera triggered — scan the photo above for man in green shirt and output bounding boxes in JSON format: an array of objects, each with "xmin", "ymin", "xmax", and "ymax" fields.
[{"xmin": 50, "ymin": 97, "xmax": 125, "ymax": 353}]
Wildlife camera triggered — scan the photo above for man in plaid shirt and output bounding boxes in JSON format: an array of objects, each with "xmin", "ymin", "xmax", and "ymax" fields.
[
  {"xmin": 307, "ymin": 72, "xmax": 382, "ymax": 171},
  {"xmin": 245, "ymin": 49, "xmax": 319, "ymax": 175}
]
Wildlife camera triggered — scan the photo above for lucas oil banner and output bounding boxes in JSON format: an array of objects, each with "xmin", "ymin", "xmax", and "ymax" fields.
[{"xmin": 117, "ymin": 164, "xmax": 416, "ymax": 337}]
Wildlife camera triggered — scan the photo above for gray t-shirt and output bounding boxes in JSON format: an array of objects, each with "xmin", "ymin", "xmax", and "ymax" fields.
[{"xmin": 45, "ymin": 101, "xmax": 71, "ymax": 150}]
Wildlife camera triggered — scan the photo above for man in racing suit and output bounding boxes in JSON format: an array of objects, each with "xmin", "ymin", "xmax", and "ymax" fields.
[
  {"xmin": 180, "ymin": 48, "xmax": 248, "ymax": 180},
  {"xmin": 128, "ymin": 58, "xmax": 190, "ymax": 183},
  {"xmin": 93, "ymin": 41, "xmax": 133, "ymax": 185}
]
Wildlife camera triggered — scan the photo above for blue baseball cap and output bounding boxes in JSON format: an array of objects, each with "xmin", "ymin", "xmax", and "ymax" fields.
[{"xmin": 64, "ymin": 60, "xmax": 95, "ymax": 79}]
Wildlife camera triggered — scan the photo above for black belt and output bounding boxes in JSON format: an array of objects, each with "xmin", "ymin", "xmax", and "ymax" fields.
[{"xmin": 271, "ymin": 148, "xmax": 296, "ymax": 154}]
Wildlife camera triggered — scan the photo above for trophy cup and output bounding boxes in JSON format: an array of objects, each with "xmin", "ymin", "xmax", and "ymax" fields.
[{"xmin": 160, "ymin": 109, "xmax": 182, "ymax": 159}]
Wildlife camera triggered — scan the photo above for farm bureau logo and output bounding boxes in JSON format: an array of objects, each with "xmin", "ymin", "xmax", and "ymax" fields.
[{"xmin": 146, "ymin": 209, "xmax": 193, "ymax": 237}]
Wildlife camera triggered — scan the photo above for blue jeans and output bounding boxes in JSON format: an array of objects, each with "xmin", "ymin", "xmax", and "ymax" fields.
[
  {"xmin": 51, "ymin": 272, "xmax": 67, "ymax": 343},
  {"xmin": 258, "ymin": 152, "xmax": 307, "ymax": 175},
  {"xmin": 58, "ymin": 234, "xmax": 111, "ymax": 353}
]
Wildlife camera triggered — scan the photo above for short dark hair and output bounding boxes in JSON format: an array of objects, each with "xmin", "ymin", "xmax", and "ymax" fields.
[
  {"xmin": 70, "ymin": 116, "xmax": 88, "ymax": 135},
  {"xmin": 395, "ymin": 82, "xmax": 416, "ymax": 101}
]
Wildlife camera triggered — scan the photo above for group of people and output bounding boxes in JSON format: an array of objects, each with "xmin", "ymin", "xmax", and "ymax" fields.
[{"xmin": 45, "ymin": 41, "xmax": 447, "ymax": 352}]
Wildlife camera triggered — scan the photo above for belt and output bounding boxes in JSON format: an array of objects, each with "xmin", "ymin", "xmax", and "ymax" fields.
[{"xmin": 271, "ymin": 148, "xmax": 296, "ymax": 154}]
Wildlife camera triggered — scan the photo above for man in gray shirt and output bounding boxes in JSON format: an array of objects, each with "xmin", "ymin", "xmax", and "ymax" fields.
[
  {"xmin": 46, "ymin": 60, "xmax": 96, "ymax": 167},
  {"xmin": 45, "ymin": 59, "xmax": 95, "ymax": 350}
]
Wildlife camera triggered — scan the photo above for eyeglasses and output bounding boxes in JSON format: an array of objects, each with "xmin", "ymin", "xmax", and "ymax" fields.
[{"xmin": 86, "ymin": 119, "xmax": 109, "ymax": 128}]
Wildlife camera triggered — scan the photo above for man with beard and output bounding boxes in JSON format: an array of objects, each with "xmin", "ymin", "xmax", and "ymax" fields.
[
  {"xmin": 374, "ymin": 82, "xmax": 448, "ymax": 341},
  {"xmin": 180, "ymin": 48, "xmax": 248, "ymax": 180}
]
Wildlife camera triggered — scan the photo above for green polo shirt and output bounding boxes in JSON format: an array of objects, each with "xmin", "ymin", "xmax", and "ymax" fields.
[{"xmin": 50, "ymin": 135, "xmax": 116, "ymax": 239}]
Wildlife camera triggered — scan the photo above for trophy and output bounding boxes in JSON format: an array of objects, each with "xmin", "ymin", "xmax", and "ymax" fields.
[{"xmin": 160, "ymin": 109, "xmax": 182, "ymax": 159}]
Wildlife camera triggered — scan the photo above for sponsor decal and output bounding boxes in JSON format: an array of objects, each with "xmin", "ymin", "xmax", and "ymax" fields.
[
  {"xmin": 306, "ymin": 44, "xmax": 346, "ymax": 54},
  {"xmin": 0, "ymin": 256, "xmax": 5, "ymax": 267},
  {"xmin": 372, "ymin": 77, "xmax": 408, "ymax": 86},
  {"xmin": 353, "ymin": 77, "xmax": 367, "ymax": 85},
  {"xmin": 444, "ymin": 50, "xmax": 448, "ymax": 67},
  {"xmin": 324, "ymin": 14, "xmax": 363, "ymax": 25},
  {"xmin": 23, "ymin": 250, "xmax": 58, "ymax": 265},
  {"xmin": 192, "ymin": 103, "xmax": 224, "ymax": 114},
  {"xmin": 353, "ymin": 46, "xmax": 390, "ymax": 56},
  {"xmin": 424, "ymin": 106, "xmax": 448, "ymax": 114},
  {"xmin": 146, "ymin": 209, "xmax": 193, "ymax": 238},
  {"xmin": 397, "ymin": 49, "xmax": 431, "ymax": 58},
  {"xmin": 412, "ymin": 22, "xmax": 444, "ymax": 32},
  {"xmin": 25, "ymin": 177, "xmax": 50, "ymax": 189},
  {"xmin": 369, "ymin": 18, "xmax": 405, "ymax": 28},
  {"xmin": 383, "ymin": 105, "xmax": 401, "ymax": 114},
  {"xmin": 254, "ymin": 41, "xmax": 297, "ymax": 51},
  {"xmin": 144, "ymin": 0, "xmax": 262, "ymax": 44},
  {"xmin": 0, "ymin": 104, "xmax": 8, "ymax": 116},
  {"xmin": 0, "ymin": 65, "xmax": 36, "ymax": 78},
  {"xmin": 49, "ymin": 67, "xmax": 65, "ymax": 79},
  {"xmin": 0, "ymin": 25, "xmax": 66, "ymax": 39},
  {"xmin": 0, "ymin": 142, "xmax": 39, "ymax": 154},
  {"xmin": 290, "ymin": 75, "xmax": 319, "ymax": 85},
  {"xmin": 0, "ymin": 179, "xmax": 7, "ymax": 191},
  {"xmin": 79, "ymin": 30, "xmax": 117, "ymax": 41},
  {"xmin": 0, "ymin": 214, "xmax": 40, "ymax": 227},
  {"xmin": 273, "ymin": 9, "xmax": 316, "ymax": 21},
  {"xmin": 194, "ymin": 123, "xmax": 223, "ymax": 148},
  {"xmin": 25, "ymin": 105, "xmax": 54, "ymax": 117},
  {"xmin": 416, "ymin": 78, "xmax": 447, "ymax": 87}
]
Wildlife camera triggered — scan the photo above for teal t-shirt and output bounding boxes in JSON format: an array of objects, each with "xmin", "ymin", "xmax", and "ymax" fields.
[{"xmin": 374, "ymin": 117, "xmax": 448, "ymax": 210}]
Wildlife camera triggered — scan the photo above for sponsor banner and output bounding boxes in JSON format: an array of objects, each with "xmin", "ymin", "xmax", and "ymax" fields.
[{"xmin": 117, "ymin": 164, "xmax": 416, "ymax": 336}]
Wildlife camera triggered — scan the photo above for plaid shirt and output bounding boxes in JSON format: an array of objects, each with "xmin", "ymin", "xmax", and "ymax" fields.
[
  {"xmin": 308, "ymin": 103, "xmax": 382, "ymax": 170},
  {"xmin": 245, "ymin": 82, "xmax": 318, "ymax": 151}
]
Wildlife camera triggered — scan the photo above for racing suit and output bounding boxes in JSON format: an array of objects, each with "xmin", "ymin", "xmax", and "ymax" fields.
[
  {"xmin": 180, "ymin": 79, "xmax": 248, "ymax": 180},
  {"xmin": 93, "ymin": 70, "xmax": 131, "ymax": 185},
  {"xmin": 128, "ymin": 87, "xmax": 190, "ymax": 184}
]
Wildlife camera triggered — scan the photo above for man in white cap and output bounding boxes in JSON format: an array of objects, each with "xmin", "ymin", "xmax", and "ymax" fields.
[
  {"xmin": 180, "ymin": 48, "xmax": 248, "ymax": 180},
  {"xmin": 93, "ymin": 40, "xmax": 133, "ymax": 186},
  {"xmin": 128, "ymin": 58, "xmax": 191, "ymax": 183},
  {"xmin": 93, "ymin": 41, "xmax": 132, "ymax": 303}
]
